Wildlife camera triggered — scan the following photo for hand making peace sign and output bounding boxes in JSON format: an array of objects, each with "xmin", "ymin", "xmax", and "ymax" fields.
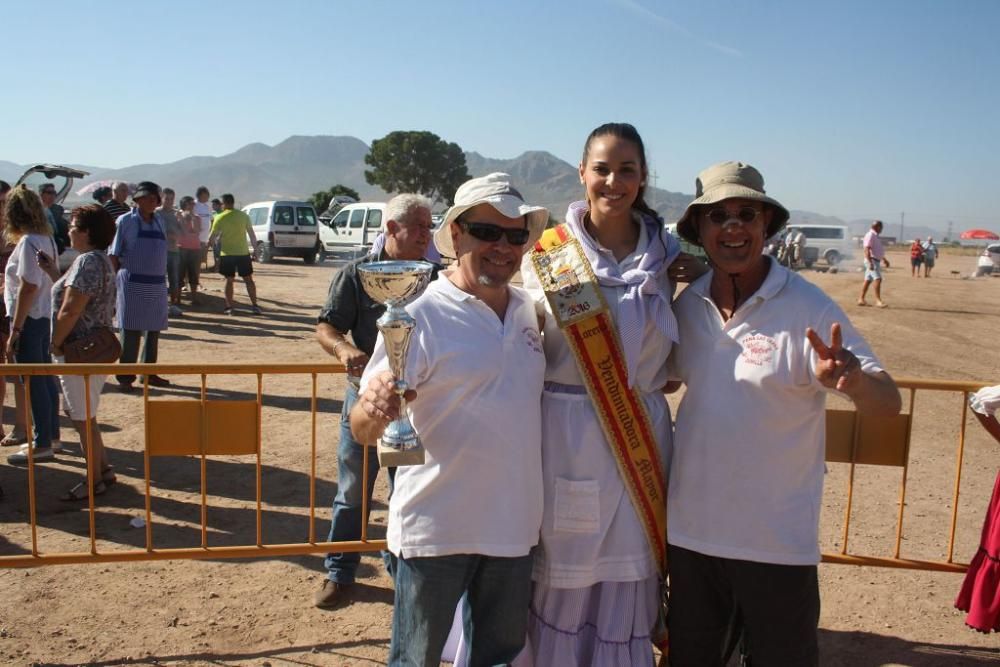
[{"xmin": 806, "ymin": 322, "xmax": 862, "ymax": 393}]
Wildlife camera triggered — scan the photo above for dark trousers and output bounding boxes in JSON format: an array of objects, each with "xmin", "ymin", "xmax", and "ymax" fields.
[
  {"xmin": 389, "ymin": 552, "xmax": 533, "ymax": 667},
  {"xmin": 324, "ymin": 384, "xmax": 396, "ymax": 583},
  {"xmin": 16, "ymin": 316, "xmax": 60, "ymax": 447},
  {"xmin": 668, "ymin": 544, "xmax": 820, "ymax": 667},
  {"xmin": 116, "ymin": 329, "xmax": 160, "ymax": 384}
]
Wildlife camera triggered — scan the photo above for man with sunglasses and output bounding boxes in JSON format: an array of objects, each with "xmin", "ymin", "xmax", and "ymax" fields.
[
  {"xmin": 313, "ymin": 193, "xmax": 440, "ymax": 610},
  {"xmin": 667, "ymin": 162, "xmax": 901, "ymax": 666},
  {"xmin": 350, "ymin": 173, "xmax": 548, "ymax": 666}
]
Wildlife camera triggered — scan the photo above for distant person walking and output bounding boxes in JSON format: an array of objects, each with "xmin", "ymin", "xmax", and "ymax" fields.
[
  {"xmin": 176, "ymin": 196, "xmax": 203, "ymax": 305},
  {"xmin": 910, "ymin": 237, "xmax": 924, "ymax": 277},
  {"xmin": 858, "ymin": 220, "xmax": 889, "ymax": 307},
  {"xmin": 103, "ymin": 181, "xmax": 130, "ymax": 222},
  {"xmin": 193, "ymin": 186, "xmax": 214, "ymax": 269},
  {"xmin": 207, "ymin": 193, "xmax": 261, "ymax": 315},
  {"xmin": 110, "ymin": 181, "xmax": 170, "ymax": 391},
  {"xmin": 923, "ymin": 236, "xmax": 939, "ymax": 277},
  {"xmin": 157, "ymin": 188, "xmax": 184, "ymax": 316}
]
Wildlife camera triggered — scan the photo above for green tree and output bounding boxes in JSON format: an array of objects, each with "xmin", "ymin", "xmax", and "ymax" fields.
[
  {"xmin": 309, "ymin": 184, "xmax": 360, "ymax": 214},
  {"xmin": 364, "ymin": 131, "xmax": 470, "ymax": 205}
]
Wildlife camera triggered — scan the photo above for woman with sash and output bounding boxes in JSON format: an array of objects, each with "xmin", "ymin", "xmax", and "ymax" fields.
[{"xmin": 518, "ymin": 123, "xmax": 682, "ymax": 665}]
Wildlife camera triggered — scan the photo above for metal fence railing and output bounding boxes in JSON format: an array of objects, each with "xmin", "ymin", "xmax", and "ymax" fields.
[{"xmin": 0, "ymin": 370, "xmax": 991, "ymax": 574}]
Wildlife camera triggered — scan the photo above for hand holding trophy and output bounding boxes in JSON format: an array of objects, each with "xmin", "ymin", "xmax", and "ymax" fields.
[{"xmin": 357, "ymin": 260, "xmax": 434, "ymax": 466}]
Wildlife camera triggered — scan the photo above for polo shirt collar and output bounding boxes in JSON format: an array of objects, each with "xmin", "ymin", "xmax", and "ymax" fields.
[
  {"xmin": 690, "ymin": 256, "xmax": 790, "ymax": 305},
  {"xmin": 438, "ymin": 272, "xmax": 476, "ymax": 302}
]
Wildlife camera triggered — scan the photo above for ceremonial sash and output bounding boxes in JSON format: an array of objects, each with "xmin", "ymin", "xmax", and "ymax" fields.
[{"xmin": 531, "ymin": 224, "xmax": 668, "ymax": 653}]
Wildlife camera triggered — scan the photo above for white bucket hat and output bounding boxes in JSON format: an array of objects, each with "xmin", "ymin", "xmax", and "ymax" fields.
[
  {"xmin": 433, "ymin": 173, "xmax": 549, "ymax": 259},
  {"xmin": 675, "ymin": 161, "xmax": 789, "ymax": 245}
]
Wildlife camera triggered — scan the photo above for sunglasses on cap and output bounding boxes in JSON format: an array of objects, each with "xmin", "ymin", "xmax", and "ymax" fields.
[
  {"xmin": 705, "ymin": 206, "xmax": 762, "ymax": 225},
  {"xmin": 458, "ymin": 221, "xmax": 530, "ymax": 246}
]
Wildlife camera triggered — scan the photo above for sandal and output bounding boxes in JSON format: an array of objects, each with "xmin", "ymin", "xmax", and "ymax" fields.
[
  {"xmin": 60, "ymin": 480, "xmax": 107, "ymax": 502},
  {"xmin": 0, "ymin": 431, "xmax": 28, "ymax": 447},
  {"xmin": 102, "ymin": 466, "xmax": 117, "ymax": 486}
]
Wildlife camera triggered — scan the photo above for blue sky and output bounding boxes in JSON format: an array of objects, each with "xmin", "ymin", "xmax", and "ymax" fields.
[{"xmin": 2, "ymin": 0, "xmax": 998, "ymax": 232}]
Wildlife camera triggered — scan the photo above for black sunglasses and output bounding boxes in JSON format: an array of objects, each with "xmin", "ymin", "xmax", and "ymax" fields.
[
  {"xmin": 705, "ymin": 206, "xmax": 761, "ymax": 225},
  {"xmin": 458, "ymin": 221, "xmax": 530, "ymax": 246}
]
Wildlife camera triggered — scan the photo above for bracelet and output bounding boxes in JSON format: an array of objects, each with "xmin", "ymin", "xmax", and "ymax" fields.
[{"xmin": 332, "ymin": 340, "xmax": 348, "ymax": 358}]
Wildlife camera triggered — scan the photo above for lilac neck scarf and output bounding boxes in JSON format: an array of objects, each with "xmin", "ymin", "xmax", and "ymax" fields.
[{"xmin": 564, "ymin": 201, "xmax": 680, "ymax": 387}]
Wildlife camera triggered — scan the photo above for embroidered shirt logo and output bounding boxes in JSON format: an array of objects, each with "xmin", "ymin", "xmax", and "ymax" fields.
[
  {"xmin": 523, "ymin": 327, "xmax": 543, "ymax": 354},
  {"xmin": 739, "ymin": 333, "xmax": 778, "ymax": 366}
]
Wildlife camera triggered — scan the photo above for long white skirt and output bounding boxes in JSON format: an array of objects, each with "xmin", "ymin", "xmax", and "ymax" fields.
[{"xmin": 442, "ymin": 577, "xmax": 659, "ymax": 666}]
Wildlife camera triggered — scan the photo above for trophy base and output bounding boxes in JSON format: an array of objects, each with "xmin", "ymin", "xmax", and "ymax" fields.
[{"xmin": 377, "ymin": 441, "xmax": 426, "ymax": 467}]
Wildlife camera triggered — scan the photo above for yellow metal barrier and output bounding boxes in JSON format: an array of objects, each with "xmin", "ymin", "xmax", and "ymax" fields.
[
  {"xmin": 0, "ymin": 369, "xmax": 992, "ymax": 574},
  {"xmin": 821, "ymin": 377, "xmax": 990, "ymax": 573},
  {"xmin": 0, "ymin": 362, "xmax": 387, "ymax": 567}
]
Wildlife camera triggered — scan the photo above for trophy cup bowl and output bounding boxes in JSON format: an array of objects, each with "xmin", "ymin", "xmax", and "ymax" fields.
[{"xmin": 357, "ymin": 260, "xmax": 435, "ymax": 466}]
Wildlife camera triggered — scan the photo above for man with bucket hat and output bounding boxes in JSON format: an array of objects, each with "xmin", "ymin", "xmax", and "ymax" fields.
[
  {"xmin": 109, "ymin": 181, "xmax": 171, "ymax": 391},
  {"xmin": 666, "ymin": 161, "xmax": 901, "ymax": 665},
  {"xmin": 350, "ymin": 173, "xmax": 548, "ymax": 666}
]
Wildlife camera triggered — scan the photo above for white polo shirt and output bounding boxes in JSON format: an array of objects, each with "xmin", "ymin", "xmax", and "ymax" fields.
[
  {"xmin": 669, "ymin": 258, "xmax": 883, "ymax": 565},
  {"xmin": 194, "ymin": 201, "xmax": 213, "ymax": 244},
  {"xmin": 361, "ymin": 274, "xmax": 546, "ymax": 559}
]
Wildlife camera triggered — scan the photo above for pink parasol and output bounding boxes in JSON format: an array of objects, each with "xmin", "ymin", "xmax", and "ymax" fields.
[{"xmin": 959, "ymin": 229, "xmax": 1000, "ymax": 241}]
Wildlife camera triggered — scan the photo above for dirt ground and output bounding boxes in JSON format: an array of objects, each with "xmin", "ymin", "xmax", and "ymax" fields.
[{"xmin": 1, "ymin": 248, "xmax": 999, "ymax": 666}]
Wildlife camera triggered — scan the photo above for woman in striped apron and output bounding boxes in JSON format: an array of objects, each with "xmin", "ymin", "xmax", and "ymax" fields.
[{"xmin": 108, "ymin": 181, "xmax": 169, "ymax": 392}]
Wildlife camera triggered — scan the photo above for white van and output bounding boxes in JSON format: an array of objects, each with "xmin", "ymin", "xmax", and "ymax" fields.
[
  {"xmin": 785, "ymin": 224, "xmax": 853, "ymax": 266},
  {"xmin": 318, "ymin": 202, "xmax": 387, "ymax": 259},
  {"xmin": 243, "ymin": 201, "xmax": 320, "ymax": 264}
]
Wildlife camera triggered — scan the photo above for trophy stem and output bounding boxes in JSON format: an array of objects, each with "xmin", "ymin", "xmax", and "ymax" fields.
[{"xmin": 375, "ymin": 316, "xmax": 425, "ymax": 466}]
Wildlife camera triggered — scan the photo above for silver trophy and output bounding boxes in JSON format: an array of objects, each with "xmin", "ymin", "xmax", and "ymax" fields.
[{"xmin": 357, "ymin": 260, "xmax": 435, "ymax": 466}]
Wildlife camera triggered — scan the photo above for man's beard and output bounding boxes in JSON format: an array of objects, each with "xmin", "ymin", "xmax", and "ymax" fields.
[{"xmin": 477, "ymin": 274, "xmax": 505, "ymax": 287}]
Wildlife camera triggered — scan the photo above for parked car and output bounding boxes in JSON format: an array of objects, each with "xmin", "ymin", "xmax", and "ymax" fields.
[
  {"xmin": 318, "ymin": 202, "xmax": 386, "ymax": 260},
  {"xmin": 242, "ymin": 200, "xmax": 319, "ymax": 264},
  {"xmin": 784, "ymin": 224, "xmax": 853, "ymax": 266},
  {"xmin": 319, "ymin": 195, "xmax": 358, "ymax": 224}
]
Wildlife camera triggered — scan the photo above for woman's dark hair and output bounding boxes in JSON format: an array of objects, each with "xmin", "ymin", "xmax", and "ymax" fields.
[
  {"xmin": 582, "ymin": 122, "xmax": 661, "ymax": 222},
  {"xmin": 71, "ymin": 204, "xmax": 116, "ymax": 250},
  {"xmin": 92, "ymin": 186, "xmax": 112, "ymax": 203}
]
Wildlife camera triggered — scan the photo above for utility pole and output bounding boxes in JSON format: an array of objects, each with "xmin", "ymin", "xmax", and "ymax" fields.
[
  {"xmin": 900, "ymin": 211, "xmax": 905, "ymax": 242},
  {"xmin": 947, "ymin": 220, "xmax": 953, "ymax": 242}
]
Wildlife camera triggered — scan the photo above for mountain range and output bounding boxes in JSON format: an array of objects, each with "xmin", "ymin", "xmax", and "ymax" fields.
[{"xmin": 0, "ymin": 135, "xmax": 945, "ymax": 240}]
